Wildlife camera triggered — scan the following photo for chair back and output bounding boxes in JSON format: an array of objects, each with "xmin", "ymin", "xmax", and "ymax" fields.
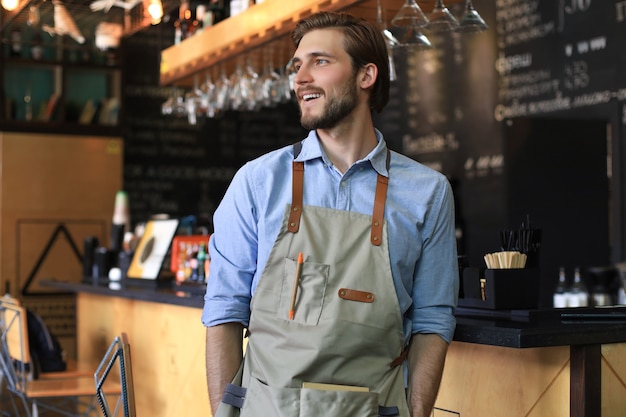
[
  {"xmin": 0, "ymin": 299, "xmax": 33, "ymax": 393},
  {"xmin": 94, "ymin": 333, "xmax": 136, "ymax": 417}
]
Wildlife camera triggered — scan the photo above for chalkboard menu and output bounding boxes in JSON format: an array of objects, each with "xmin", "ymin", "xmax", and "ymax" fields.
[
  {"xmin": 121, "ymin": 26, "xmax": 307, "ymax": 227},
  {"xmin": 379, "ymin": 0, "xmax": 626, "ymax": 302},
  {"xmin": 375, "ymin": 1, "xmax": 504, "ymax": 265},
  {"xmin": 495, "ymin": 0, "xmax": 626, "ymax": 119}
]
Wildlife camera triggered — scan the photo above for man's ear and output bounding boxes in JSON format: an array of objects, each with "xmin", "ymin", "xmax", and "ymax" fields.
[{"xmin": 359, "ymin": 63, "xmax": 378, "ymax": 90}]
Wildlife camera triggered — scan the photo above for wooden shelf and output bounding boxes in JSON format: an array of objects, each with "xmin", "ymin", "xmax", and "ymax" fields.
[{"xmin": 159, "ymin": 0, "xmax": 451, "ymax": 87}]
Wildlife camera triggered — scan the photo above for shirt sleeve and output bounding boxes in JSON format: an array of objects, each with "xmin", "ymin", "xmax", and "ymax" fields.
[
  {"xmin": 202, "ymin": 163, "xmax": 258, "ymax": 328},
  {"xmin": 409, "ymin": 176, "xmax": 459, "ymax": 343}
]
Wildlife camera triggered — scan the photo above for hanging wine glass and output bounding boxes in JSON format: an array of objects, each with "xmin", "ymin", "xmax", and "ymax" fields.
[
  {"xmin": 242, "ymin": 56, "xmax": 260, "ymax": 111},
  {"xmin": 200, "ymin": 70, "xmax": 217, "ymax": 118},
  {"xmin": 391, "ymin": 0, "xmax": 431, "ymax": 50},
  {"xmin": 286, "ymin": 57, "xmax": 298, "ymax": 102},
  {"xmin": 391, "ymin": 0, "xmax": 429, "ymax": 28},
  {"xmin": 185, "ymin": 75, "xmax": 202, "ymax": 125},
  {"xmin": 228, "ymin": 60, "xmax": 244, "ymax": 110},
  {"xmin": 214, "ymin": 65, "xmax": 231, "ymax": 112},
  {"xmin": 185, "ymin": 93, "xmax": 198, "ymax": 124},
  {"xmin": 256, "ymin": 47, "xmax": 281, "ymax": 108},
  {"xmin": 173, "ymin": 88, "xmax": 187, "ymax": 118},
  {"xmin": 377, "ymin": 0, "xmax": 399, "ymax": 81},
  {"xmin": 427, "ymin": 0, "xmax": 459, "ymax": 33},
  {"xmin": 274, "ymin": 52, "xmax": 295, "ymax": 105},
  {"xmin": 397, "ymin": 26, "xmax": 432, "ymax": 50},
  {"xmin": 161, "ymin": 87, "xmax": 177, "ymax": 115},
  {"xmin": 456, "ymin": 0, "xmax": 488, "ymax": 33}
]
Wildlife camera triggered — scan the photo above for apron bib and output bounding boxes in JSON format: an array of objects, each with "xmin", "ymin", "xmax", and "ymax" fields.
[{"xmin": 216, "ymin": 148, "xmax": 408, "ymax": 417}]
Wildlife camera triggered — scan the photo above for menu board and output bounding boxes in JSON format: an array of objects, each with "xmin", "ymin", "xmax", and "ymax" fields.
[
  {"xmin": 123, "ymin": 90, "xmax": 305, "ymax": 225},
  {"xmin": 495, "ymin": 0, "xmax": 626, "ymax": 120},
  {"xmin": 121, "ymin": 29, "xmax": 306, "ymax": 227},
  {"xmin": 378, "ymin": 0, "xmax": 625, "ymax": 275}
]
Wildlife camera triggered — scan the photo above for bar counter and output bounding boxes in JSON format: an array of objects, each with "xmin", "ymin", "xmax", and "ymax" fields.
[{"xmin": 43, "ymin": 279, "xmax": 626, "ymax": 417}]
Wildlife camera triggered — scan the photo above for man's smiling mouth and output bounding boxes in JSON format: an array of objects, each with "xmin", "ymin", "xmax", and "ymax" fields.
[{"xmin": 302, "ymin": 93, "xmax": 322, "ymax": 102}]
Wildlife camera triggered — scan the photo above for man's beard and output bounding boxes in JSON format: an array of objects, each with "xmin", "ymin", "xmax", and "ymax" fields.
[{"xmin": 299, "ymin": 78, "xmax": 358, "ymax": 131}]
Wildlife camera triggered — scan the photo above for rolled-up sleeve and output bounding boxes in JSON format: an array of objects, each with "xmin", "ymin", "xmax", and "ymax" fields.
[
  {"xmin": 409, "ymin": 178, "xmax": 459, "ymax": 343},
  {"xmin": 202, "ymin": 164, "xmax": 258, "ymax": 328}
]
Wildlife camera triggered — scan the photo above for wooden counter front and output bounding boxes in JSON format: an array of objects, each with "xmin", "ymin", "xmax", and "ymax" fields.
[
  {"xmin": 435, "ymin": 341, "xmax": 626, "ymax": 417},
  {"xmin": 76, "ymin": 292, "xmax": 210, "ymax": 417}
]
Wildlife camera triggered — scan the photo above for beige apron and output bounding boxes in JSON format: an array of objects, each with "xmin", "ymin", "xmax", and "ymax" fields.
[{"xmin": 216, "ymin": 146, "xmax": 408, "ymax": 417}]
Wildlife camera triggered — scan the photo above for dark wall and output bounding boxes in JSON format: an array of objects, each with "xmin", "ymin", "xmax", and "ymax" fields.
[
  {"xmin": 121, "ymin": 26, "xmax": 306, "ymax": 229},
  {"xmin": 379, "ymin": 0, "xmax": 625, "ymax": 304}
]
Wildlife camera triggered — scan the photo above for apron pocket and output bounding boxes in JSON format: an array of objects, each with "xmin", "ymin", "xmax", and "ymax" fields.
[
  {"xmin": 240, "ymin": 377, "xmax": 380, "ymax": 417},
  {"xmin": 240, "ymin": 377, "xmax": 300, "ymax": 417},
  {"xmin": 300, "ymin": 387, "xmax": 379, "ymax": 417},
  {"xmin": 277, "ymin": 258, "xmax": 329, "ymax": 326}
]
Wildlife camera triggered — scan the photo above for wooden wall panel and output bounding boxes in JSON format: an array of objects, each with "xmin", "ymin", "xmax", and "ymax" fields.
[
  {"xmin": 0, "ymin": 132, "xmax": 122, "ymax": 296},
  {"xmin": 435, "ymin": 341, "xmax": 570, "ymax": 416},
  {"xmin": 602, "ymin": 343, "xmax": 626, "ymax": 417}
]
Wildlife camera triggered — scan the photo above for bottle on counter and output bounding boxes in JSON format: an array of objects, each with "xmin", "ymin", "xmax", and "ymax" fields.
[
  {"xmin": 30, "ymin": 28, "xmax": 44, "ymax": 60},
  {"xmin": 553, "ymin": 266, "xmax": 570, "ymax": 308},
  {"xmin": 195, "ymin": 5, "xmax": 209, "ymax": 33},
  {"xmin": 174, "ymin": 0, "xmax": 199, "ymax": 44},
  {"xmin": 592, "ymin": 283, "xmax": 611, "ymax": 307},
  {"xmin": 197, "ymin": 243, "xmax": 207, "ymax": 283},
  {"xmin": 229, "ymin": 0, "xmax": 250, "ymax": 17},
  {"xmin": 568, "ymin": 267, "xmax": 589, "ymax": 307},
  {"xmin": 214, "ymin": 0, "xmax": 231, "ymax": 24},
  {"xmin": 175, "ymin": 241, "xmax": 188, "ymax": 283},
  {"xmin": 10, "ymin": 26, "xmax": 22, "ymax": 57}
]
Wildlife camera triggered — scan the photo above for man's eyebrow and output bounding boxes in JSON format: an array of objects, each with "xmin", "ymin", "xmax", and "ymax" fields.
[{"xmin": 292, "ymin": 51, "xmax": 336, "ymax": 63}]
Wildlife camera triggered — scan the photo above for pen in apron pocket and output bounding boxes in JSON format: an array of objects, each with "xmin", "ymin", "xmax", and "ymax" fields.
[{"xmin": 289, "ymin": 252, "xmax": 304, "ymax": 320}]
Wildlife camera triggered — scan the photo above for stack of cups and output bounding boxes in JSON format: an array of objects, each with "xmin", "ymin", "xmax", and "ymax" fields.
[
  {"xmin": 109, "ymin": 191, "xmax": 130, "ymax": 282},
  {"xmin": 111, "ymin": 190, "xmax": 129, "ymax": 252}
]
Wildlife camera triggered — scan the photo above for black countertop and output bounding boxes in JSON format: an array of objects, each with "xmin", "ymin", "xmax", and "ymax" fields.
[
  {"xmin": 42, "ymin": 278, "xmax": 206, "ymax": 309},
  {"xmin": 42, "ymin": 279, "xmax": 626, "ymax": 349}
]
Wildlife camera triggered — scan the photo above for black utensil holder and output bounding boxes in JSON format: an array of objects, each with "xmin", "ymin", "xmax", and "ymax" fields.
[{"xmin": 457, "ymin": 267, "xmax": 540, "ymax": 310}]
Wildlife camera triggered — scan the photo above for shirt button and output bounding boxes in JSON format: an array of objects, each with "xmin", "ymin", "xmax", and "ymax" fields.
[{"xmin": 341, "ymin": 181, "xmax": 347, "ymax": 187}]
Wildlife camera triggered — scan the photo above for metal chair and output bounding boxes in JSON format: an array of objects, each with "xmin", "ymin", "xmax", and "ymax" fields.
[
  {"xmin": 94, "ymin": 333, "xmax": 136, "ymax": 417},
  {"xmin": 0, "ymin": 299, "xmax": 121, "ymax": 417}
]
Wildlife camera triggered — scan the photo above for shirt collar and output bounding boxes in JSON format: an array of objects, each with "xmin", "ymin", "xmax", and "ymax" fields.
[{"xmin": 296, "ymin": 129, "xmax": 390, "ymax": 177}]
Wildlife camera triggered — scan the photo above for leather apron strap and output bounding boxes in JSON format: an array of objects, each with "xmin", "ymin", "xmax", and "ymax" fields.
[
  {"xmin": 288, "ymin": 143, "xmax": 390, "ymax": 246},
  {"xmin": 287, "ymin": 161, "xmax": 304, "ymax": 233}
]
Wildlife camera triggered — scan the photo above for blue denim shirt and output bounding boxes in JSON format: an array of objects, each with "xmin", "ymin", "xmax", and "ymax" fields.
[{"xmin": 202, "ymin": 129, "xmax": 458, "ymax": 343}]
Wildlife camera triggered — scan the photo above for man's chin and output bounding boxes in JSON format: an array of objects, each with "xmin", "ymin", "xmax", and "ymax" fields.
[{"xmin": 300, "ymin": 115, "xmax": 319, "ymax": 131}]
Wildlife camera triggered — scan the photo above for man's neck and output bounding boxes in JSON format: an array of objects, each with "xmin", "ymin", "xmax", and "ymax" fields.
[{"xmin": 316, "ymin": 112, "xmax": 378, "ymax": 174}]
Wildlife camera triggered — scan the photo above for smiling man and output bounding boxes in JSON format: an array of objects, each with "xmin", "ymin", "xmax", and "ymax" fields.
[{"xmin": 203, "ymin": 11, "xmax": 459, "ymax": 417}]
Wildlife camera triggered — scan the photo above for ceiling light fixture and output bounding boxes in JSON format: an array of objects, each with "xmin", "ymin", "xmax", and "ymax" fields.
[
  {"xmin": 147, "ymin": 0, "xmax": 163, "ymax": 24},
  {"xmin": 1, "ymin": 0, "xmax": 20, "ymax": 11}
]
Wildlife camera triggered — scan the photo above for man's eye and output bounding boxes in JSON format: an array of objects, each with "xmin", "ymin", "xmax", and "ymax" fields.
[{"xmin": 316, "ymin": 59, "xmax": 328, "ymax": 65}]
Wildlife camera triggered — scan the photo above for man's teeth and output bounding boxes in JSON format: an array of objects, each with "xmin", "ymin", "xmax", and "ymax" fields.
[{"xmin": 303, "ymin": 94, "xmax": 322, "ymax": 101}]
